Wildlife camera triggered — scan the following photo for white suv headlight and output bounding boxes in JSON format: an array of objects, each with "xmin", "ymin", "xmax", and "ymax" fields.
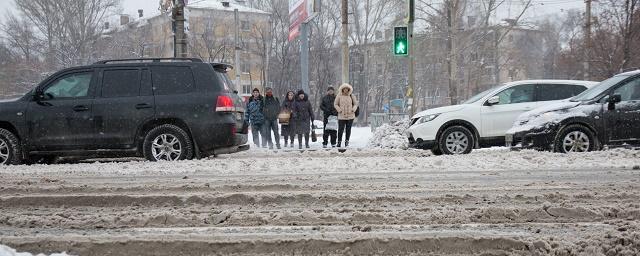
[{"xmin": 417, "ymin": 113, "xmax": 440, "ymax": 124}]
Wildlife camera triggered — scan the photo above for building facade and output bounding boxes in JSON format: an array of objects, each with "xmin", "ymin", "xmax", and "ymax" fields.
[{"xmin": 99, "ymin": 0, "xmax": 271, "ymax": 97}]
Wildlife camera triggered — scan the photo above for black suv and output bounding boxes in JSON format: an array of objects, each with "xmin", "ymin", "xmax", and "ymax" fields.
[
  {"xmin": 506, "ymin": 70, "xmax": 640, "ymax": 152},
  {"xmin": 0, "ymin": 58, "xmax": 248, "ymax": 165}
]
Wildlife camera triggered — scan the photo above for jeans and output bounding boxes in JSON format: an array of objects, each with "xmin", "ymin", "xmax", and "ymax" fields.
[
  {"xmin": 337, "ymin": 119, "xmax": 354, "ymax": 143},
  {"xmin": 323, "ymin": 116, "xmax": 337, "ymax": 146},
  {"xmin": 251, "ymin": 123, "xmax": 266, "ymax": 147},
  {"xmin": 264, "ymin": 119, "xmax": 280, "ymax": 147}
]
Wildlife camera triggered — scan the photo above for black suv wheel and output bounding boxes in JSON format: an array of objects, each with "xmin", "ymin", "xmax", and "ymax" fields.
[
  {"xmin": 143, "ymin": 124, "xmax": 194, "ymax": 161},
  {"xmin": 0, "ymin": 128, "xmax": 22, "ymax": 165},
  {"xmin": 438, "ymin": 126, "xmax": 474, "ymax": 155},
  {"xmin": 554, "ymin": 124, "xmax": 595, "ymax": 153}
]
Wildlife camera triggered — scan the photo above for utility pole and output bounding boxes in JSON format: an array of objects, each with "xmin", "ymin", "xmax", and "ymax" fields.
[
  {"xmin": 407, "ymin": 0, "xmax": 416, "ymax": 116},
  {"xmin": 341, "ymin": 0, "xmax": 349, "ymax": 84},
  {"xmin": 172, "ymin": 0, "xmax": 187, "ymax": 58},
  {"xmin": 300, "ymin": 22, "xmax": 310, "ymax": 93},
  {"xmin": 234, "ymin": 9, "xmax": 242, "ymax": 93},
  {"xmin": 584, "ymin": 0, "xmax": 592, "ymax": 80}
]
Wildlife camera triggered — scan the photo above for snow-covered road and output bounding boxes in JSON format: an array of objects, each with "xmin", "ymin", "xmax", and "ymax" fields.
[{"xmin": 1, "ymin": 148, "xmax": 639, "ymax": 255}]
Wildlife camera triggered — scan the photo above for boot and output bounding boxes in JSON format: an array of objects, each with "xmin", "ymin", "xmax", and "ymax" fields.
[
  {"xmin": 337, "ymin": 141, "xmax": 342, "ymax": 148},
  {"xmin": 345, "ymin": 141, "xmax": 349, "ymax": 147},
  {"xmin": 284, "ymin": 140, "xmax": 288, "ymax": 147}
]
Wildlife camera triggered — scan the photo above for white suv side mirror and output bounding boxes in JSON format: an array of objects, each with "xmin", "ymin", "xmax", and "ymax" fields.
[{"xmin": 486, "ymin": 96, "xmax": 500, "ymax": 106}]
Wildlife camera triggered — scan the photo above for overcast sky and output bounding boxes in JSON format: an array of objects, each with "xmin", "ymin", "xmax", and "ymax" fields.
[{"xmin": 0, "ymin": 0, "xmax": 584, "ymax": 25}]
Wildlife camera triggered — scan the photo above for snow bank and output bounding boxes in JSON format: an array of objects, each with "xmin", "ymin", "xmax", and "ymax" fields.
[
  {"xmin": 367, "ymin": 119, "xmax": 410, "ymax": 149},
  {"xmin": 0, "ymin": 245, "xmax": 71, "ymax": 256}
]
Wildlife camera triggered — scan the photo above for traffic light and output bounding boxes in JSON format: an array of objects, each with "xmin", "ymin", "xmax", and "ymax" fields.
[{"xmin": 394, "ymin": 26, "xmax": 409, "ymax": 56}]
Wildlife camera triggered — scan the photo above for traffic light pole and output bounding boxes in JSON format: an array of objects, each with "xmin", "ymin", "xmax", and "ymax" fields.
[
  {"xmin": 407, "ymin": 0, "xmax": 416, "ymax": 117},
  {"xmin": 300, "ymin": 22, "xmax": 310, "ymax": 94}
]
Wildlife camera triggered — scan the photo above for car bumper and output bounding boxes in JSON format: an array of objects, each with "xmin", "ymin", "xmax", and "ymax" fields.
[
  {"xmin": 405, "ymin": 122, "xmax": 439, "ymax": 150},
  {"xmin": 506, "ymin": 128, "xmax": 557, "ymax": 151},
  {"xmin": 407, "ymin": 134, "xmax": 437, "ymax": 150}
]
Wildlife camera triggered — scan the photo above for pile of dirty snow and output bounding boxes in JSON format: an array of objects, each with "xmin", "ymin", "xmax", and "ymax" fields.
[
  {"xmin": 367, "ymin": 119, "xmax": 410, "ymax": 149},
  {"xmin": 0, "ymin": 245, "xmax": 71, "ymax": 256}
]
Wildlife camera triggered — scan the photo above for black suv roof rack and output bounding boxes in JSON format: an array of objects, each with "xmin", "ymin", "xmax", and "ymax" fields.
[{"xmin": 94, "ymin": 58, "xmax": 203, "ymax": 64}]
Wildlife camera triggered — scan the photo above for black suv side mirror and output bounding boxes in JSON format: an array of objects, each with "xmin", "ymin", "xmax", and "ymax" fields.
[
  {"xmin": 609, "ymin": 94, "xmax": 622, "ymax": 104},
  {"xmin": 33, "ymin": 91, "xmax": 45, "ymax": 101},
  {"xmin": 607, "ymin": 94, "xmax": 622, "ymax": 110}
]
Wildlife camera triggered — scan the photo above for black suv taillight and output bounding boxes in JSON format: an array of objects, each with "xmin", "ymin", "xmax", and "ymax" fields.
[{"xmin": 216, "ymin": 95, "xmax": 235, "ymax": 112}]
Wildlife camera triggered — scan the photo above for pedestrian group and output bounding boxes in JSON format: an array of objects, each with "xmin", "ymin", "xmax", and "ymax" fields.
[{"xmin": 244, "ymin": 84, "xmax": 359, "ymax": 150}]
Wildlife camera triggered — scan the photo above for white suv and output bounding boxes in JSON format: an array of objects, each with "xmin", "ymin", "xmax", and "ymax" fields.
[{"xmin": 405, "ymin": 80, "xmax": 597, "ymax": 155}]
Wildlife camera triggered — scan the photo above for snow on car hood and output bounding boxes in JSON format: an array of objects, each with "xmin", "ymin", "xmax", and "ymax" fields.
[
  {"xmin": 0, "ymin": 97, "xmax": 20, "ymax": 104},
  {"xmin": 413, "ymin": 105, "xmax": 466, "ymax": 119},
  {"xmin": 507, "ymin": 102, "xmax": 600, "ymax": 134},
  {"xmin": 515, "ymin": 101, "xmax": 581, "ymax": 122}
]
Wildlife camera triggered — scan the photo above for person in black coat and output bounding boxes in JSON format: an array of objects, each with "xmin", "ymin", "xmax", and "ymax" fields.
[
  {"xmin": 262, "ymin": 87, "xmax": 281, "ymax": 149},
  {"xmin": 281, "ymin": 91, "xmax": 296, "ymax": 147},
  {"xmin": 320, "ymin": 86, "xmax": 338, "ymax": 148},
  {"xmin": 292, "ymin": 90, "xmax": 314, "ymax": 149}
]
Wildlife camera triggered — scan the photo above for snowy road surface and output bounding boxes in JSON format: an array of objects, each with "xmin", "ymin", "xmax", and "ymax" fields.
[{"xmin": 1, "ymin": 148, "xmax": 639, "ymax": 255}]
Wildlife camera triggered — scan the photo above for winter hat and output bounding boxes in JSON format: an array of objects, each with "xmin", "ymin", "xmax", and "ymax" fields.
[
  {"xmin": 297, "ymin": 89, "xmax": 305, "ymax": 96},
  {"xmin": 327, "ymin": 86, "xmax": 335, "ymax": 91}
]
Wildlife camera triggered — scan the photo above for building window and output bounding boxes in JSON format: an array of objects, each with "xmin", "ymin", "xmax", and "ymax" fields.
[
  {"xmin": 241, "ymin": 62, "xmax": 251, "ymax": 73},
  {"xmin": 243, "ymin": 84, "xmax": 251, "ymax": 94},
  {"xmin": 241, "ymin": 21, "xmax": 251, "ymax": 31}
]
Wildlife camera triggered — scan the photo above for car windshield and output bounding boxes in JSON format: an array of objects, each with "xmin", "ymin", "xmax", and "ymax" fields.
[
  {"xmin": 462, "ymin": 86, "xmax": 499, "ymax": 104},
  {"xmin": 570, "ymin": 75, "xmax": 629, "ymax": 101}
]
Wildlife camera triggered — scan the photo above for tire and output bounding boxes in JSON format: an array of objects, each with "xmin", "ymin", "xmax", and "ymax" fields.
[
  {"xmin": 438, "ymin": 126, "xmax": 475, "ymax": 155},
  {"xmin": 430, "ymin": 147, "xmax": 443, "ymax": 156},
  {"xmin": 554, "ymin": 124, "xmax": 595, "ymax": 153},
  {"xmin": 0, "ymin": 128, "xmax": 22, "ymax": 165},
  {"xmin": 143, "ymin": 124, "xmax": 194, "ymax": 162}
]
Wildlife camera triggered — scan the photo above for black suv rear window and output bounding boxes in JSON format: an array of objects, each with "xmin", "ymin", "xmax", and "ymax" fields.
[
  {"xmin": 101, "ymin": 69, "xmax": 141, "ymax": 98},
  {"xmin": 152, "ymin": 66, "xmax": 195, "ymax": 95}
]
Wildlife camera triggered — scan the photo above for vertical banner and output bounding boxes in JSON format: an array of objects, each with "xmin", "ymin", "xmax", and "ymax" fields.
[{"xmin": 288, "ymin": 0, "xmax": 309, "ymax": 41}]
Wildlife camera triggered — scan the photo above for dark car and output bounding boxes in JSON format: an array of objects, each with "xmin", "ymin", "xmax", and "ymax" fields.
[
  {"xmin": 506, "ymin": 70, "xmax": 640, "ymax": 153},
  {"xmin": 0, "ymin": 58, "xmax": 248, "ymax": 165}
]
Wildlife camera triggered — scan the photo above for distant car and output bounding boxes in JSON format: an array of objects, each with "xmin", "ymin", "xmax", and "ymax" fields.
[
  {"xmin": 406, "ymin": 80, "xmax": 597, "ymax": 155},
  {"xmin": 0, "ymin": 58, "xmax": 248, "ymax": 165},
  {"xmin": 506, "ymin": 70, "xmax": 640, "ymax": 153}
]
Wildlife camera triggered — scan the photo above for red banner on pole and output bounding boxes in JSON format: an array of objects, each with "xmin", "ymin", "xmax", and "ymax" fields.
[{"xmin": 288, "ymin": 0, "xmax": 309, "ymax": 42}]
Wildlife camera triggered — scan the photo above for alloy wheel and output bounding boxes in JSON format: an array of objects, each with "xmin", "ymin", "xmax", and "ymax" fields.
[
  {"xmin": 151, "ymin": 134, "xmax": 182, "ymax": 161},
  {"xmin": 562, "ymin": 131, "xmax": 590, "ymax": 152},
  {"xmin": 0, "ymin": 139, "xmax": 8, "ymax": 164}
]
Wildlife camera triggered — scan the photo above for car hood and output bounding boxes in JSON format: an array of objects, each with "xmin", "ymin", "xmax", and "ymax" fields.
[
  {"xmin": 413, "ymin": 105, "xmax": 466, "ymax": 119},
  {"xmin": 517, "ymin": 101, "xmax": 581, "ymax": 121},
  {"xmin": 0, "ymin": 97, "xmax": 21, "ymax": 104},
  {"xmin": 508, "ymin": 101, "xmax": 600, "ymax": 134}
]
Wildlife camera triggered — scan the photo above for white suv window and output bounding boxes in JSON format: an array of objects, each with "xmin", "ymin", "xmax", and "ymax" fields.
[{"xmin": 493, "ymin": 84, "xmax": 535, "ymax": 105}]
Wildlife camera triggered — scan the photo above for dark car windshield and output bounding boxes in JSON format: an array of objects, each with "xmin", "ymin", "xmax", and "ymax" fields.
[
  {"xmin": 462, "ymin": 86, "xmax": 499, "ymax": 104},
  {"xmin": 570, "ymin": 75, "xmax": 629, "ymax": 102}
]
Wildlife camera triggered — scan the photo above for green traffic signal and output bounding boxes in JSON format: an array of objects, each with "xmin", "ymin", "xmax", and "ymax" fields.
[{"xmin": 394, "ymin": 26, "xmax": 408, "ymax": 56}]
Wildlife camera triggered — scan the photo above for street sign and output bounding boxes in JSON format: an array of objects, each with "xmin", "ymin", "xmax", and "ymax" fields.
[{"xmin": 394, "ymin": 26, "xmax": 408, "ymax": 56}]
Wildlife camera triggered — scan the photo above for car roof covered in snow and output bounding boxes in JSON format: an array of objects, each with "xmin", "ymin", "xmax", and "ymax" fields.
[
  {"xmin": 503, "ymin": 79, "xmax": 599, "ymax": 88},
  {"xmin": 615, "ymin": 69, "xmax": 640, "ymax": 77}
]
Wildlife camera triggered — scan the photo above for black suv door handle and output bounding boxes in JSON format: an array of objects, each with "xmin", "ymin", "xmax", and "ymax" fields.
[
  {"xmin": 72, "ymin": 105, "xmax": 90, "ymax": 112},
  {"xmin": 135, "ymin": 103, "xmax": 153, "ymax": 109}
]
